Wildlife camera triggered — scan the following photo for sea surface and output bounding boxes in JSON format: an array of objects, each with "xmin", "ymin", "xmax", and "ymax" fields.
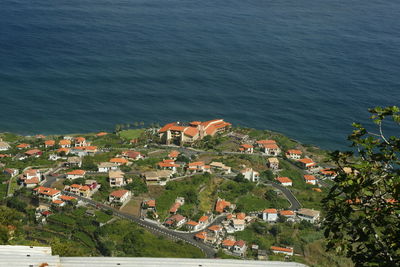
[{"xmin": 0, "ymin": 0, "xmax": 399, "ymax": 150}]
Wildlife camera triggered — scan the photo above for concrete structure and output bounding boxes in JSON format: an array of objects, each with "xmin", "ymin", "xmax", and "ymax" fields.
[
  {"xmin": 268, "ymin": 157, "xmax": 280, "ymax": 170},
  {"xmin": 109, "ymin": 170, "xmax": 125, "ymax": 187},
  {"xmin": 241, "ymin": 168, "xmax": 259, "ymax": 182},
  {"xmin": 0, "ymin": 245, "xmax": 308, "ymax": 267}
]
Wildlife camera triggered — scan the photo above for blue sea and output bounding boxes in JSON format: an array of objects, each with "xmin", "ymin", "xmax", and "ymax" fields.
[{"xmin": 0, "ymin": 0, "xmax": 399, "ymax": 150}]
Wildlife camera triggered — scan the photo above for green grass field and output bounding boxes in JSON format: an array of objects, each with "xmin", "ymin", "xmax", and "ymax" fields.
[{"xmin": 119, "ymin": 129, "xmax": 145, "ymax": 140}]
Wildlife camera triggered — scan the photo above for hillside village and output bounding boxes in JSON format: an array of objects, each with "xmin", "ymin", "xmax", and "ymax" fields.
[{"xmin": 0, "ymin": 119, "xmax": 348, "ymax": 265}]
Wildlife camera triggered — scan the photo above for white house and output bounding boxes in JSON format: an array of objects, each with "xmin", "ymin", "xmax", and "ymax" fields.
[
  {"xmin": 109, "ymin": 189, "xmax": 131, "ymax": 204},
  {"xmin": 276, "ymin": 177, "xmax": 293, "ymax": 186},
  {"xmin": 262, "ymin": 209, "xmax": 278, "ymax": 222},
  {"xmin": 233, "ymin": 240, "xmax": 247, "ymax": 257},
  {"xmin": 241, "ymin": 168, "xmax": 259, "ymax": 182},
  {"xmin": 158, "ymin": 160, "xmax": 179, "ymax": 174},
  {"xmin": 296, "ymin": 208, "xmax": 320, "ymax": 223},
  {"xmin": 271, "ymin": 246, "xmax": 294, "ymax": 256},
  {"xmin": 109, "ymin": 170, "xmax": 125, "ymax": 187},
  {"xmin": 33, "ymin": 186, "xmax": 61, "ymax": 201},
  {"xmin": 304, "ymin": 174, "xmax": 317, "ymax": 185},
  {"xmin": 98, "ymin": 162, "xmax": 118, "ymax": 173},
  {"xmin": 232, "ymin": 219, "xmax": 245, "ymax": 232},
  {"xmin": 186, "ymin": 220, "xmax": 200, "ymax": 231},
  {"xmin": 66, "ymin": 170, "xmax": 86, "ymax": 180},
  {"xmin": 239, "ymin": 144, "xmax": 253, "ymax": 154},
  {"xmin": 286, "ymin": 149, "xmax": 302, "ymax": 160},
  {"xmin": 263, "ymin": 143, "xmax": 281, "ymax": 156}
]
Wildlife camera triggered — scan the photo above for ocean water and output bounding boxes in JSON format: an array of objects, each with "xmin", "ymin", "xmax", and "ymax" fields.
[{"xmin": 0, "ymin": 0, "xmax": 399, "ymax": 150}]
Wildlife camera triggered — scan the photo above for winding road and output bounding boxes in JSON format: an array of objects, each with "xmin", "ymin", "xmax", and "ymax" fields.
[{"xmin": 63, "ymin": 191, "xmax": 219, "ymax": 258}]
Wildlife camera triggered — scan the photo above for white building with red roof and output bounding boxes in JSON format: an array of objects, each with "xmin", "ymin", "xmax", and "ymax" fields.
[
  {"xmin": 304, "ymin": 174, "xmax": 317, "ymax": 185},
  {"xmin": 271, "ymin": 246, "xmax": 294, "ymax": 256},
  {"xmin": 239, "ymin": 144, "xmax": 253, "ymax": 154},
  {"xmin": 34, "ymin": 186, "xmax": 61, "ymax": 201},
  {"xmin": 276, "ymin": 177, "xmax": 293, "ymax": 186},
  {"xmin": 298, "ymin": 158, "xmax": 318, "ymax": 170},
  {"xmin": 262, "ymin": 209, "xmax": 278, "ymax": 222},
  {"xmin": 233, "ymin": 240, "xmax": 247, "ymax": 257},
  {"xmin": 109, "ymin": 189, "xmax": 131, "ymax": 204},
  {"xmin": 66, "ymin": 169, "xmax": 86, "ymax": 180},
  {"xmin": 286, "ymin": 149, "xmax": 302, "ymax": 160}
]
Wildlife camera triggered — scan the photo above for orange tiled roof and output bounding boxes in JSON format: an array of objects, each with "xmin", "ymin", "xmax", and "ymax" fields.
[
  {"xmin": 279, "ymin": 210, "xmax": 295, "ymax": 216},
  {"xmin": 59, "ymin": 140, "xmax": 71, "ymax": 145},
  {"xmin": 60, "ymin": 195, "xmax": 76, "ymax": 201},
  {"xmin": 208, "ymin": 225, "xmax": 222, "ymax": 231},
  {"xmin": 320, "ymin": 168, "xmax": 336, "ymax": 175},
  {"xmin": 25, "ymin": 177, "xmax": 40, "ymax": 184},
  {"xmin": 110, "ymin": 189, "xmax": 129, "ymax": 198},
  {"xmin": 34, "ymin": 186, "xmax": 60, "ymax": 196},
  {"xmin": 186, "ymin": 220, "xmax": 199, "ymax": 226},
  {"xmin": 263, "ymin": 208, "xmax": 277, "ymax": 213},
  {"xmin": 75, "ymin": 137, "xmax": 86, "ymax": 142},
  {"xmin": 257, "ymin": 140, "xmax": 276, "ymax": 145},
  {"xmin": 45, "ymin": 140, "xmax": 55, "ymax": 146},
  {"xmin": 287, "ymin": 149, "xmax": 302, "ymax": 155},
  {"xmin": 304, "ymin": 175, "xmax": 316, "ymax": 181},
  {"xmin": 57, "ymin": 148, "xmax": 70, "ymax": 153},
  {"xmin": 145, "ymin": 199, "xmax": 156, "ymax": 207},
  {"xmin": 299, "ymin": 158, "xmax": 314, "ymax": 164},
  {"xmin": 198, "ymin": 216, "xmax": 209, "ymax": 222},
  {"xmin": 236, "ymin": 212, "xmax": 246, "ymax": 220},
  {"xmin": 17, "ymin": 143, "xmax": 30, "ymax": 148},
  {"xmin": 222, "ymin": 240, "xmax": 236, "ymax": 247},
  {"xmin": 241, "ymin": 144, "xmax": 253, "ymax": 149},
  {"xmin": 234, "ymin": 240, "xmax": 246, "ymax": 248},
  {"xmin": 25, "ymin": 149, "xmax": 42, "ymax": 155},
  {"xmin": 276, "ymin": 177, "xmax": 292, "ymax": 184},
  {"xmin": 169, "ymin": 202, "xmax": 181, "ymax": 213},
  {"xmin": 168, "ymin": 150, "xmax": 180, "ymax": 158},
  {"xmin": 263, "ymin": 143, "xmax": 279, "ymax": 149},
  {"xmin": 67, "ymin": 170, "xmax": 86, "ymax": 175},
  {"xmin": 215, "ymin": 199, "xmax": 231, "ymax": 213},
  {"xmin": 96, "ymin": 132, "xmax": 108, "ymax": 137},
  {"xmin": 195, "ymin": 231, "xmax": 207, "ymax": 240},
  {"xmin": 52, "ymin": 200, "xmax": 64, "ymax": 205},
  {"xmin": 110, "ymin": 158, "xmax": 129, "ymax": 164},
  {"xmin": 188, "ymin": 161, "xmax": 205, "ymax": 167},
  {"xmin": 183, "ymin": 127, "xmax": 199, "ymax": 137},
  {"xmin": 271, "ymin": 246, "xmax": 293, "ymax": 253}
]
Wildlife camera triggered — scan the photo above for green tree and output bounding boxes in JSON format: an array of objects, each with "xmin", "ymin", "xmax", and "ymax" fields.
[
  {"xmin": 323, "ymin": 106, "xmax": 400, "ymax": 266},
  {"xmin": 82, "ymin": 156, "xmax": 97, "ymax": 171}
]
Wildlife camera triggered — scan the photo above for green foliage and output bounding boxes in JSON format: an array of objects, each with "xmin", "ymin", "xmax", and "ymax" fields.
[
  {"xmin": 82, "ymin": 156, "xmax": 97, "ymax": 171},
  {"xmin": 323, "ymin": 106, "xmax": 400, "ymax": 266},
  {"xmin": 119, "ymin": 129, "xmax": 145, "ymax": 140},
  {"xmin": 125, "ymin": 177, "xmax": 148, "ymax": 196}
]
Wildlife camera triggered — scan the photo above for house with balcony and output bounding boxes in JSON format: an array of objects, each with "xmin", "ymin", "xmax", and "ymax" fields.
[
  {"xmin": 109, "ymin": 170, "xmax": 125, "ymax": 187},
  {"xmin": 286, "ymin": 149, "xmax": 302, "ymax": 160}
]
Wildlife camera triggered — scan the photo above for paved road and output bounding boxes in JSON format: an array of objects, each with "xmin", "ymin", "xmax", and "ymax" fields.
[
  {"xmin": 63, "ymin": 192, "xmax": 217, "ymax": 258},
  {"xmin": 266, "ymin": 182, "xmax": 302, "ymax": 210}
]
